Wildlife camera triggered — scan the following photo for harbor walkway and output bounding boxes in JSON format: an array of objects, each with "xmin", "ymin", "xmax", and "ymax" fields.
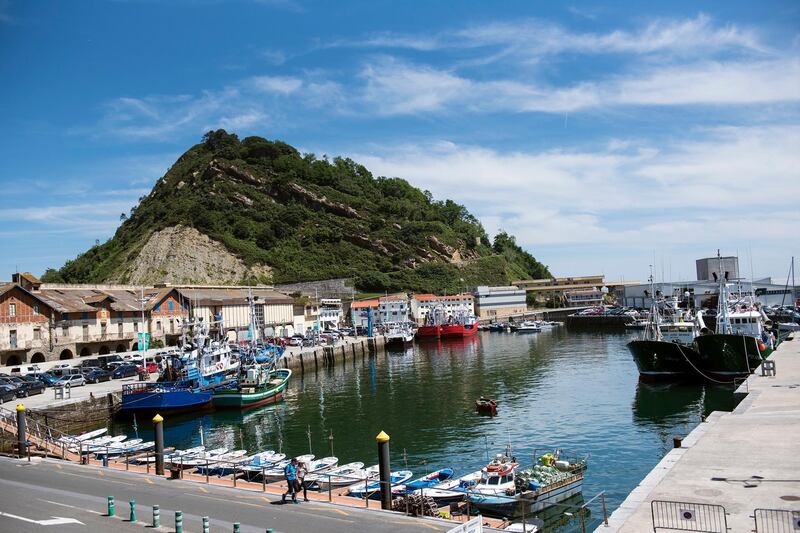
[
  {"xmin": 0, "ymin": 455, "xmax": 456, "ymax": 532},
  {"xmin": 598, "ymin": 339, "xmax": 800, "ymax": 532}
]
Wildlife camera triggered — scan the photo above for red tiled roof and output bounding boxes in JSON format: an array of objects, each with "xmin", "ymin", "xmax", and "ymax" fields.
[{"xmin": 351, "ymin": 299, "xmax": 379, "ymax": 309}]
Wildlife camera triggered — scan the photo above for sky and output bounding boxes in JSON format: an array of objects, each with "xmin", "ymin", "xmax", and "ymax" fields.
[{"xmin": 0, "ymin": 0, "xmax": 799, "ymax": 284}]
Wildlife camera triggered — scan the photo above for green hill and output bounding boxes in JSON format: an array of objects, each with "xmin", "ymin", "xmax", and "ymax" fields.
[{"xmin": 42, "ymin": 130, "xmax": 551, "ymax": 292}]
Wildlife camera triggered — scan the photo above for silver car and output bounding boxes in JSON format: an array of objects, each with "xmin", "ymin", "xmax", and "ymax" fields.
[{"xmin": 55, "ymin": 374, "xmax": 86, "ymax": 388}]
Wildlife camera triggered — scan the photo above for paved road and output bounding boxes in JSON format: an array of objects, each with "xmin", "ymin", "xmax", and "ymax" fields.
[{"xmin": 0, "ymin": 456, "xmax": 450, "ymax": 532}]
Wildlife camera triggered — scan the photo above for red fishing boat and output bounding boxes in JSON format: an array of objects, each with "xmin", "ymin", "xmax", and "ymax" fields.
[
  {"xmin": 415, "ymin": 324, "xmax": 441, "ymax": 338},
  {"xmin": 441, "ymin": 315, "xmax": 479, "ymax": 338}
]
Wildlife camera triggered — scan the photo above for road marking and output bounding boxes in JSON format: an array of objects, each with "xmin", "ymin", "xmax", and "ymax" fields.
[
  {"xmin": 39, "ymin": 499, "xmax": 102, "ymax": 515},
  {"xmin": 97, "ymin": 471, "xmax": 104, "ymax": 477},
  {"xmin": 197, "ymin": 487, "xmax": 209, "ymax": 493},
  {"xmin": 304, "ymin": 506, "xmax": 349, "ymax": 516},
  {"xmin": 58, "ymin": 471, "xmax": 135, "ymax": 486},
  {"xmin": 0, "ymin": 511, "xmax": 84, "ymax": 526},
  {"xmin": 145, "ymin": 478, "xmax": 153, "ymax": 484},
  {"xmin": 188, "ymin": 493, "xmax": 263, "ymax": 509},
  {"xmin": 55, "ymin": 465, "xmax": 62, "ymax": 470}
]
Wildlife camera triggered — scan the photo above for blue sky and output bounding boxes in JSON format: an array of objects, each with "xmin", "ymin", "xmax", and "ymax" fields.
[{"xmin": 1, "ymin": 0, "xmax": 798, "ymax": 284}]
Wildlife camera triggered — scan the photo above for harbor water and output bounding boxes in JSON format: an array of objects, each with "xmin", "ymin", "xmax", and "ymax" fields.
[{"xmin": 112, "ymin": 330, "xmax": 738, "ymax": 530}]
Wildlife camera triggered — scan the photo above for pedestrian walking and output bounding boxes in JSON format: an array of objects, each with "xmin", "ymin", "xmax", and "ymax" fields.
[
  {"xmin": 282, "ymin": 457, "xmax": 299, "ymax": 504},
  {"xmin": 297, "ymin": 461, "xmax": 309, "ymax": 501}
]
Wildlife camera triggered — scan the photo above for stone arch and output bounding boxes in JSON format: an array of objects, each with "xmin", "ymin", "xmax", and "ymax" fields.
[
  {"xmin": 59, "ymin": 349, "xmax": 73, "ymax": 360},
  {"xmin": 99, "ymin": 345, "xmax": 110, "ymax": 355},
  {"xmin": 79, "ymin": 347, "xmax": 91, "ymax": 357},
  {"xmin": 115, "ymin": 344, "xmax": 126, "ymax": 353},
  {"xmin": 31, "ymin": 353, "xmax": 46, "ymax": 363},
  {"xmin": 5, "ymin": 355, "xmax": 21, "ymax": 366},
  {"xmin": 131, "ymin": 342, "xmax": 138, "ymax": 351}
]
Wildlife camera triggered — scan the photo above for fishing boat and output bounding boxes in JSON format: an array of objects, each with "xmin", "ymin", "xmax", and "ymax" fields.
[
  {"xmin": 212, "ymin": 368, "xmax": 291, "ymax": 409},
  {"xmin": 120, "ymin": 319, "xmax": 238, "ymax": 415},
  {"xmin": 385, "ymin": 324, "xmax": 414, "ymax": 347},
  {"xmin": 416, "ymin": 305, "xmax": 447, "ymax": 339},
  {"xmin": 403, "ymin": 469, "xmax": 454, "ymax": 491},
  {"xmin": 467, "ymin": 449, "xmax": 586, "ymax": 519},
  {"xmin": 628, "ymin": 276, "xmax": 702, "ymax": 382},
  {"xmin": 347, "ymin": 470, "xmax": 414, "ymax": 499},
  {"xmin": 441, "ymin": 311, "xmax": 479, "ymax": 338},
  {"xmin": 488, "ymin": 323, "xmax": 508, "ymax": 332},
  {"xmin": 693, "ymin": 253, "xmax": 777, "ymax": 382},
  {"xmin": 309, "ymin": 462, "xmax": 366, "ymax": 490}
]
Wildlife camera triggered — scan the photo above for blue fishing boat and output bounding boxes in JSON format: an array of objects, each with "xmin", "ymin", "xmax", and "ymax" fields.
[
  {"xmin": 347, "ymin": 470, "xmax": 413, "ymax": 499},
  {"xmin": 404, "ymin": 468, "xmax": 454, "ymax": 491},
  {"xmin": 120, "ymin": 320, "xmax": 238, "ymax": 415}
]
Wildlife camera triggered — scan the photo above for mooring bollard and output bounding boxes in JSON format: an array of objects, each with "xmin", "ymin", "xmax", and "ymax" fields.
[
  {"xmin": 16, "ymin": 404, "xmax": 26, "ymax": 459},
  {"xmin": 202, "ymin": 516, "xmax": 210, "ymax": 533},
  {"xmin": 267, "ymin": 529, "xmax": 274, "ymax": 533},
  {"xmin": 107, "ymin": 495, "xmax": 115, "ymax": 517},
  {"xmin": 153, "ymin": 413, "xmax": 165, "ymax": 476},
  {"xmin": 376, "ymin": 430, "xmax": 391, "ymax": 510},
  {"xmin": 175, "ymin": 510, "xmax": 184, "ymax": 533},
  {"xmin": 152, "ymin": 505, "xmax": 160, "ymax": 528},
  {"xmin": 129, "ymin": 499, "xmax": 136, "ymax": 522},
  {"xmin": 233, "ymin": 522, "xmax": 241, "ymax": 533}
]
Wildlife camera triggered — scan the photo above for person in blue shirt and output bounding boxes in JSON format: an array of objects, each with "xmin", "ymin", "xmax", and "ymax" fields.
[{"xmin": 282, "ymin": 457, "xmax": 299, "ymax": 504}]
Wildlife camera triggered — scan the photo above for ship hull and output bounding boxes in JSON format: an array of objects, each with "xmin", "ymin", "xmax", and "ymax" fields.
[
  {"xmin": 440, "ymin": 323, "xmax": 479, "ymax": 338},
  {"xmin": 468, "ymin": 475, "xmax": 583, "ymax": 518},
  {"xmin": 416, "ymin": 325, "xmax": 441, "ymax": 339},
  {"xmin": 212, "ymin": 370, "xmax": 291, "ymax": 410},
  {"xmin": 627, "ymin": 340, "xmax": 698, "ymax": 382},
  {"xmin": 120, "ymin": 388, "xmax": 213, "ymax": 415},
  {"xmin": 694, "ymin": 334, "xmax": 770, "ymax": 382}
]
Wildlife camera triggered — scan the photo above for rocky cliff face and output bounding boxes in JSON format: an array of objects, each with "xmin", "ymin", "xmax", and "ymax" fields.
[{"xmin": 110, "ymin": 225, "xmax": 272, "ymax": 285}]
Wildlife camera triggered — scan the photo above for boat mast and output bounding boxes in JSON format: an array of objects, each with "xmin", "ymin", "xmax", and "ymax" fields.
[{"xmin": 715, "ymin": 250, "xmax": 732, "ymax": 334}]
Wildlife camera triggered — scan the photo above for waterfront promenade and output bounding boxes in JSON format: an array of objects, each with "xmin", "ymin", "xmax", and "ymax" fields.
[
  {"xmin": 598, "ymin": 339, "xmax": 800, "ymax": 532},
  {"xmin": 0, "ymin": 455, "xmax": 450, "ymax": 532}
]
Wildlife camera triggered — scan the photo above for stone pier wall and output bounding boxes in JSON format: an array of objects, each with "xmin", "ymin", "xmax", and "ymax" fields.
[
  {"xmin": 28, "ymin": 392, "xmax": 120, "ymax": 435},
  {"xmin": 279, "ymin": 336, "xmax": 385, "ymax": 372}
]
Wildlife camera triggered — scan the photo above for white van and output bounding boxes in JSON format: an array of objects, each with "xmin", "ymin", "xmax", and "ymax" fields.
[{"xmin": 10, "ymin": 365, "xmax": 42, "ymax": 376}]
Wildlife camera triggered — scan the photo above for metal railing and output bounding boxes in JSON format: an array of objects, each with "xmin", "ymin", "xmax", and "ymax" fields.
[
  {"xmin": 651, "ymin": 500, "xmax": 729, "ymax": 532},
  {"xmin": 753, "ymin": 508, "xmax": 800, "ymax": 533}
]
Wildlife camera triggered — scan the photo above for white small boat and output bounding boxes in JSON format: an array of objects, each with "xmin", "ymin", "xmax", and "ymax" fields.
[
  {"xmin": 136, "ymin": 445, "xmax": 206, "ymax": 464},
  {"xmin": 504, "ymin": 519, "xmax": 544, "ymax": 532},
  {"xmin": 238, "ymin": 451, "xmax": 287, "ymax": 474},
  {"xmin": 347, "ymin": 470, "xmax": 413, "ymax": 499},
  {"xmin": 515, "ymin": 321, "xmax": 541, "ymax": 333},
  {"xmin": 83, "ymin": 435, "xmax": 129, "ymax": 453},
  {"xmin": 310, "ymin": 461, "xmax": 366, "ymax": 489},
  {"xmin": 305, "ymin": 456, "xmax": 338, "ymax": 474},
  {"xmin": 92, "ymin": 438, "xmax": 144, "ymax": 456},
  {"xmin": 177, "ymin": 447, "xmax": 229, "ymax": 468},
  {"xmin": 58, "ymin": 427, "xmax": 107, "ymax": 444}
]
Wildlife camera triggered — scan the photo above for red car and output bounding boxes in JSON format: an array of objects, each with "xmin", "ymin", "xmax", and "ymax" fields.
[{"xmin": 135, "ymin": 361, "xmax": 158, "ymax": 373}]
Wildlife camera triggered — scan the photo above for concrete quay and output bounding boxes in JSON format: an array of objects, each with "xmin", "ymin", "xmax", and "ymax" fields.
[{"xmin": 598, "ymin": 339, "xmax": 800, "ymax": 532}]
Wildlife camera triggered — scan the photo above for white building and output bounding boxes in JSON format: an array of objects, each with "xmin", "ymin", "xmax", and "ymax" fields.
[
  {"xmin": 318, "ymin": 298, "xmax": 343, "ymax": 330},
  {"xmin": 378, "ymin": 295, "xmax": 410, "ymax": 324},
  {"xmin": 473, "ymin": 286, "xmax": 527, "ymax": 319},
  {"xmin": 350, "ymin": 299, "xmax": 379, "ymax": 328},
  {"xmin": 410, "ymin": 294, "xmax": 475, "ymax": 324},
  {"xmin": 621, "ymin": 278, "xmax": 796, "ymax": 309}
]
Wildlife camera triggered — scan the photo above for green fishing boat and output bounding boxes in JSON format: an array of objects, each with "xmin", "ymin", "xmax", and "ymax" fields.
[{"xmin": 212, "ymin": 367, "xmax": 292, "ymax": 409}]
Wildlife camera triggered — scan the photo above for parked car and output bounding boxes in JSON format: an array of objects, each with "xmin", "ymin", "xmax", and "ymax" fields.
[
  {"xmin": 96, "ymin": 354, "xmax": 124, "ymax": 370},
  {"xmin": 16, "ymin": 375, "xmax": 46, "ymax": 396},
  {"xmin": 82, "ymin": 367, "xmax": 112, "ymax": 384},
  {"xmin": 135, "ymin": 361, "xmax": 158, "ymax": 374},
  {"xmin": 54, "ymin": 374, "xmax": 86, "ymax": 388},
  {"xmin": 0, "ymin": 378, "xmax": 25, "ymax": 397},
  {"xmin": 37, "ymin": 373, "xmax": 60, "ymax": 387},
  {"xmin": 111, "ymin": 364, "xmax": 138, "ymax": 379},
  {"xmin": 52, "ymin": 363, "xmax": 72, "ymax": 370},
  {"xmin": 9, "ymin": 365, "xmax": 42, "ymax": 376},
  {"xmin": 0, "ymin": 384, "xmax": 17, "ymax": 403},
  {"xmin": 79, "ymin": 358, "xmax": 100, "ymax": 368}
]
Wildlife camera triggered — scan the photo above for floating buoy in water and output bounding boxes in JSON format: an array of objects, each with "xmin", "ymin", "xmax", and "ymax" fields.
[{"xmin": 758, "ymin": 342, "xmax": 766, "ymax": 352}]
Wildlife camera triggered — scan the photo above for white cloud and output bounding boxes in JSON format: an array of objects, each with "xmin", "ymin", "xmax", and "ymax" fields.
[
  {"xmin": 335, "ymin": 14, "xmax": 767, "ymax": 58},
  {"xmin": 250, "ymin": 75, "xmax": 303, "ymax": 94},
  {"xmin": 348, "ymin": 125, "xmax": 800, "ymax": 273}
]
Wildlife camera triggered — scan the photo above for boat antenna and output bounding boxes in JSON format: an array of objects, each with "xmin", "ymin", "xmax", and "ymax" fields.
[
  {"xmin": 307, "ymin": 425, "xmax": 313, "ymax": 455},
  {"xmin": 328, "ymin": 430, "xmax": 334, "ymax": 458},
  {"xmin": 132, "ymin": 413, "xmax": 138, "ymax": 440},
  {"xmin": 199, "ymin": 423, "xmax": 204, "ymax": 447}
]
